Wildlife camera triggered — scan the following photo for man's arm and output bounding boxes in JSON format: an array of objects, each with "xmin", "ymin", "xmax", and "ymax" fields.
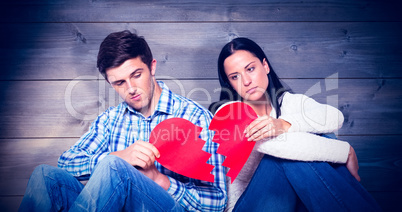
[
  {"xmin": 110, "ymin": 140, "xmax": 171, "ymax": 190},
  {"xmin": 58, "ymin": 110, "xmax": 111, "ymax": 178}
]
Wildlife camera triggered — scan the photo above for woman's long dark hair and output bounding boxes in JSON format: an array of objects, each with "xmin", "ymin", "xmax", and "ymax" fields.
[{"xmin": 209, "ymin": 37, "xmax": 289, "ymax": 117}]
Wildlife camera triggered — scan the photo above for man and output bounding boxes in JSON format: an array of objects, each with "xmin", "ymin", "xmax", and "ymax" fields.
[{"xmin": 19, "ymin": 30, "xmax": 227, "ymax": 211}]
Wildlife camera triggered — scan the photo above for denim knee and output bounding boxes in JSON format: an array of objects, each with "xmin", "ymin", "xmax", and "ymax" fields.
[
  {"xmin": 259, "ymin": 155, "xmax": 284, "ymax": 170},
  {"xmin": 92, "ymin": 155, "xmax": 131, "ymax": 175},
  {"xmin": 98, "ymin": 154, "xmax": 124, "ymax": 166},
  {"xmin": 31, "ymin": 164, "xmax": 56, "ymax": 180}
]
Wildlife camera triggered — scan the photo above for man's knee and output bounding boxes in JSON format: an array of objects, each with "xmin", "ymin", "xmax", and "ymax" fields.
[
  {"xmin": 91, "ymin": 155, "xmax": 145, "ymax": 188},
  {"xmin": 94, "ymin": 155, "xmax": 131, "ymax": 173},
  {"xmin": 99, "ymin": 154, "xmax": 125, "ymax": 165},
  {"xmin": 31, "ymin": 164, "xmax": 57, "ymax": 180},
  {"xmin": 26, "ymin": 164, "xmax": 65, "ymax": 192}
]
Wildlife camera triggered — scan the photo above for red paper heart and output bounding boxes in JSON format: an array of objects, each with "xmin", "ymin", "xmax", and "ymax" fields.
[
  {"xmin": 209, "ymin": 102, "xmax": 258, "ymax": 183},
  {"xmin": 149, "ymin": 118, "xmax": 215, "ymax": 182}
]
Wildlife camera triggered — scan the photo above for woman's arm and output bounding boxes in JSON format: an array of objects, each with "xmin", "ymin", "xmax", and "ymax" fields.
[
  {"xmin": 217, "ymin": 99, "xmax": 360, "ymax": 180},
  {"xmin": 254, "ymin": 132, "xmax": 360, "ymax": 181},
  {"xmin": 249, "ymin": 92, "xmax": 359, "ymax": 180},
  {"xmin": 279, "ymin": 92, "xmax": 344, "ymax": 133},
  {"xmin": 245, "ymin": 92, "xmax": 343, "ymax": 141},
  {"xmin": 255, "ymin": 132, "xmax": 349, "ymax": 163}
]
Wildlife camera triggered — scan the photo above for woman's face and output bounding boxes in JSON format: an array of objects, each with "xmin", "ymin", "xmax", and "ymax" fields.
[{"xmin": 223, "ymin": 50, "xmax": 270, "ymax": 103}]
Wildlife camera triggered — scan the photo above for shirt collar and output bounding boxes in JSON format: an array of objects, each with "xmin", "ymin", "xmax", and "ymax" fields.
[{"xmin": 154, "ymin": 81, "xmax": 175, "ymax": 115}]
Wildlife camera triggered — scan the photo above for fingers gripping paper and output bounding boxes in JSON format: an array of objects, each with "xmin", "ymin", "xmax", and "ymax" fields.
[
  {"xmin": 209, "ymin": 102, "xmax": 258, "ymax": 183},
  {"xmin": 149, "ymin": 102, "xmax": 257, "ymax": 183},
  {"xmin": 149, "ymin": 118, "xmax": 215, "ymax": 182}
]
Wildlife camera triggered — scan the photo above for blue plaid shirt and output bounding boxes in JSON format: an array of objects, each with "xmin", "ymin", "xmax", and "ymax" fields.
[{"xmin": 58, "ymin": 81, "xmax": 227, "ymax": 211}]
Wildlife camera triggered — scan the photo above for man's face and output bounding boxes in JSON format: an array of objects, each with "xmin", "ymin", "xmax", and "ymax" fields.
[{"xmin": 106, "ymin": 57, "xmax": 158, "ymax": 117}]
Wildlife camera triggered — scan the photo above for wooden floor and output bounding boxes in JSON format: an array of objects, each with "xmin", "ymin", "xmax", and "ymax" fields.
[{"xmin": 0, "ymin": 0, "xmax": 401, "ymax": 211}]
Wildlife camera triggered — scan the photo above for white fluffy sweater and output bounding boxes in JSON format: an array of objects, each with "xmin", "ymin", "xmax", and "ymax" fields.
[{"xmin": 223, "ymin": 92, "xmax": 350, "ymax": 211}]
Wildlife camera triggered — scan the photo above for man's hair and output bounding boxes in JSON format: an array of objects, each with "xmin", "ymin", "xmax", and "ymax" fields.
[{"xmin": 97, "ymin": 30, "xmax": 153, "ymax": 80}]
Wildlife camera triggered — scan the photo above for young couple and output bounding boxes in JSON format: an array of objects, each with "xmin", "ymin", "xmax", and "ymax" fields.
[{"xmin": 19, "ymin": 30, "xmax": 381, "ymax": 211}]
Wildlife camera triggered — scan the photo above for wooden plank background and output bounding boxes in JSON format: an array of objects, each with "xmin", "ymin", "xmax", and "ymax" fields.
[{"xmin": 0, "ymin": 0, "xmax": 401, "ymax": 211}]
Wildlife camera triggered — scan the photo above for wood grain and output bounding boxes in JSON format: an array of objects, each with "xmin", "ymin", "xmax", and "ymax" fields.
[
  {"xmin": 1, "ymin": 22, "xmax": 401, "ymax": 80},
  {"xmin": 0, "ymin": 78, "xmax": 401, "ymax": 138},
  {"xmin": 1, "ymin": 0, "xmax": 401, "ymax": 22},
  {"xmin": 0, "ymin": 0, "xmax": 401, "ymax": 211}
]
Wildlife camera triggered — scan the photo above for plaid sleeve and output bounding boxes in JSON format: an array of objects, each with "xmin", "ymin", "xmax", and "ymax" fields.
[
  {"xmin": 58, "ymin": 110, "xmax": 111, "ymax": 178},
  {"xmin": 166, "ymin": 111, "xmax": 227, "ymax": 211}
]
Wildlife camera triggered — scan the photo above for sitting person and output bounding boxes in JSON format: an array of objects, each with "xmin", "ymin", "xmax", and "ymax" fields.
[
  {"xmin": 19, "ymin": 30, "xmax": 227, "ymax": 212},
  {"xmin": 210, "ymin": 37, "xmax": 382, "ymax": 211}
]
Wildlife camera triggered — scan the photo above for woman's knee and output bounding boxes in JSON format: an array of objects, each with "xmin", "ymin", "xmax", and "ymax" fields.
[
  {"xmin": 253, "ymin": 155, "xmax": 285, "ymax": 177},
  {"xmin": 259, "ymin": 155, "xmax": 283, "ymax": 168}
]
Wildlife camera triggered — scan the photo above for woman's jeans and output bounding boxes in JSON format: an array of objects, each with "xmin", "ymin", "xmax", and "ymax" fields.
[
  {"xmin": 233, "ymin": 154, "xmax": 382, "ymax": 211},
  {"xmin": 18, "ymin": 155, "xmax": 185, "ymax": 212}
]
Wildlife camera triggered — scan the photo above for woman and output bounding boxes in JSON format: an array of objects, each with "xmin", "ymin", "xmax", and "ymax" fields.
[{"xmin": 211, "ymin": 37, "xmax": 381, "ymax": 211}]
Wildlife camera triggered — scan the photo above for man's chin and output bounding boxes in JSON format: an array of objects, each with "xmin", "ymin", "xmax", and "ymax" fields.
[{"xmin": 126, "ymin": 100, "xmax": 142, "ymax": 110}]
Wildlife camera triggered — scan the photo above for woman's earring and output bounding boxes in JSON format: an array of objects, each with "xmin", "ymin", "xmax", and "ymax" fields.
[{"xmin": 263, "ymin": 59, "xmax": 270, "ymax": 74}]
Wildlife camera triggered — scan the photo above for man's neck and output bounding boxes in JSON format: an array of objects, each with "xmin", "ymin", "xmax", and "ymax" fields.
[{"xmin": 140, "ymin": 80, "xmax": 162, "ymax": 118}]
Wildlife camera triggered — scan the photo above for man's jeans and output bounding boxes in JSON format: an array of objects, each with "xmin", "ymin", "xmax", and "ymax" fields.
[
  {"xmin": 233, "ymin": 154, "xmax": 382, "ymax": 211},
  {"xmin": 19, "ymin": 155, "xmax": 185, "ymax": 212}
]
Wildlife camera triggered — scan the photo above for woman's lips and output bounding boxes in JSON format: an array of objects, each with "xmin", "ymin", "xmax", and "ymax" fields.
[{"xmin": 246, "ymin": 87, "xmax": 257, "ymax": 94}]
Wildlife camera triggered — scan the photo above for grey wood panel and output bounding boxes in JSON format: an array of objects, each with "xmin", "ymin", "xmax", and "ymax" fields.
[
  {"xmin": 0, "ymin": 135, "xmax": 400, "ymax": 210},
  {"xmin": 340, "ymin": 136, "xmax": 402, "ymax": 192},
  {"xmin": 0, "ymin": 79, "xmax": 221, "ymax": 138},
  {"xmin": 0, "ymin": 0, "xmax": 398, "ymax": 211},
  {"xmin": 370, "ymin": 191, "xmax": 402, "ymax": 212},
  {"xmin": 1, "ymin": 22, "xmax": 401, "ymax": 80},
  {"xmin": 1, "ymin": 0, "xmax": 401, "ymax": 22},
  {"xmin": 0, "ymin": 78, "xmax": 401, "ymax": 138},
  {"xmin": 0, "ymin": 196, "xmax": 23, "ymax": 212},
  {"xmin": 0, "ymin": 138, "xmax": 77, "ymax": 196}
]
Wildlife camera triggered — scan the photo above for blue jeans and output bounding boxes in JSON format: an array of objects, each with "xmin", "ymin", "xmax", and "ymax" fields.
[
  {"xmin": 233, "ymin": 154, "xmax": 382, "ymax": 212},
  {"xmin": 19, "ymin": 155, "xmax": 185, "ymax": 212}
]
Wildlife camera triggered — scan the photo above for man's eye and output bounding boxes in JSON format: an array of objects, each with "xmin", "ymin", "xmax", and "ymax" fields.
[
  {"xmin": 134, "ymin": 73, "xmax": 141, "ymax": 78},
  {"xmin": 115, "ymin": 81, "xmax": 124, "ymax": 86}
]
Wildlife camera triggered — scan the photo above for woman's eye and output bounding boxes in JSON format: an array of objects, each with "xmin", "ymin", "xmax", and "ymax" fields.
[
  {"xmin": 248, "ymin": 67, "xmax": 255, "ymax": 72},
  {"xmin": 231, "ymin": 75, "xmax": 238, "ymax": 80}
]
